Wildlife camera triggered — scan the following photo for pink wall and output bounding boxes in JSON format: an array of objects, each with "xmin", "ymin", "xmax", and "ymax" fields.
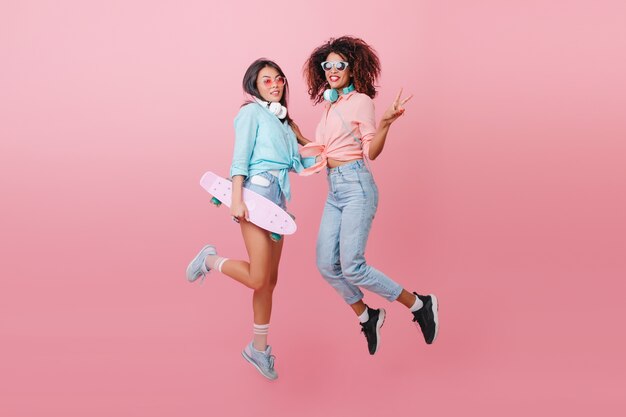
[{"xmin": 2, "ymin": 1, "xmax": 625, "ymax": 415}]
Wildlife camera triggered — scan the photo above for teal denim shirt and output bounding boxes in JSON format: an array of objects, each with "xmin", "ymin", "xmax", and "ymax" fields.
[{"xmin": 230, "ymin": 102, "xmax": 313, "ymax": 200}]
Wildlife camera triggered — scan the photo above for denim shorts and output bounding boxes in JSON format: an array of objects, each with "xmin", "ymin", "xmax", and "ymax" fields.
[{"xmin": 243, "ymin": 171, "xmax": 287, "ymax": 210}]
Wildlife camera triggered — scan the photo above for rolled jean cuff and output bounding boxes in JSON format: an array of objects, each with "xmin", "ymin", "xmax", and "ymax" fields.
[
  {"xmin": 344, "ymin": 292, "xmax": 365, "ymax": 305},
  {"xmin": 386, "ymin": 285, "xmax": 404, "ymax": 303}
]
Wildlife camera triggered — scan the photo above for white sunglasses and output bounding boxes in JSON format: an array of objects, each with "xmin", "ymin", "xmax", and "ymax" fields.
[{"xmin": 321, "ymin": 61, "xmax": 349, "ymax": 71}]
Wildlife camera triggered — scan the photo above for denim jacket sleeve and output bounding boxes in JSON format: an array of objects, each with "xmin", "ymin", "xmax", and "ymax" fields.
[{"xmin": 230, "ymin": 104, "xmax": 258, "ymax": 179}]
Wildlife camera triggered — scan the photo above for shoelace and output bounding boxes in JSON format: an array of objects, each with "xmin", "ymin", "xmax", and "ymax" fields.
[
  {"xmin": 195, "ymin": 259, "xmax": 210, "ymax": 284},
  {"xmin": 190, "ymin": 269, "xmax": 207, "ymax": 284},
  {"xmin": 258, "ymin": 352, "xmax": 275, "ymax": 370},
  {"xmin": 360, "ymin": 323, "xmax": 372, "ymax": 341},
  {"xmin": 252, "ymin": 348, "xmax": 276, "ymax": 370},
  {"xmin": 412, "ymin": 310, "xmax": 422, "ymax": 324}
]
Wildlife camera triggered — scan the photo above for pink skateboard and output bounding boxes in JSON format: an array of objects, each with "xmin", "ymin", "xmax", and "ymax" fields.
[{"xmin": 200, "ymin": 171, "xmax": 297, "ymax": 241}]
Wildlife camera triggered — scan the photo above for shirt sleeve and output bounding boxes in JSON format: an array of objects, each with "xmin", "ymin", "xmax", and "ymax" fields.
[
  {"xmin": 230, "ymin": 105, "xmax": 258, "ymax": 178},
  {"xmin": 301, "ymin": 155, "xmax": 317, "ymax": 169},
  {"xmin": 356, "ymin": 96, "xmax": 376, "ymax": 159}
]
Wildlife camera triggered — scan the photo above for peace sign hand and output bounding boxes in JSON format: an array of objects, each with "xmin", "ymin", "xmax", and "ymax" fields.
[{"xmin": 381, "ymin": 89, "xmax": 413, "ymax": 127}]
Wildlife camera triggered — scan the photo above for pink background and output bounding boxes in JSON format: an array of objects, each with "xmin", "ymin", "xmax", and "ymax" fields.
[{"xmin": 2, "ymin": 1, "xmax": 625, "ymax": 416}]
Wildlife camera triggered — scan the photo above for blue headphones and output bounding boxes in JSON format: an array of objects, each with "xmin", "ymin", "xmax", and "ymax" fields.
[{"xmin": 323, "ymin": 84, "xmax": 355, "ymax": 103}]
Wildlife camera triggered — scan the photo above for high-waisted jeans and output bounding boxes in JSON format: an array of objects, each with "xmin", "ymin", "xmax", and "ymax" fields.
[{"xmin": 316, "ymin": 160, "xmax": 403, "ymax": 305}]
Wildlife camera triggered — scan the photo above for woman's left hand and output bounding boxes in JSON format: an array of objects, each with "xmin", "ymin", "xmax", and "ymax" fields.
[{"xmin": 380, "ymin": 89, "xmax": 413, "ymax": 127}]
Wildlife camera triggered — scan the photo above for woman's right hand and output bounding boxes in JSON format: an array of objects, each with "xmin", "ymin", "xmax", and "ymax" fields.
[
  {"xmin": 231, "ymin": 199, "xmax": 249, "ymax": 223},
  {"xmin": 230, "ymin": 175, "xmax": 248, "ymax": 222},
  {"xmin": 290, "ymin": 121, "xmax": 310, "ymax": 145}
]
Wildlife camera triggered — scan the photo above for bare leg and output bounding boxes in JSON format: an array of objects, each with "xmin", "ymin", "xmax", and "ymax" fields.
[
  {"xmin": 218, "ymin": 220, "xmax": 274, "ymax": 291},
  {"xmin": 396, "ymin": 289, "xmax": 418, "ymax": 309},
  {"xmin": 350, "ymin": 290, "xmax": 416, "ymax": 317},
  {"xmin": 350, "ymin": 300, "xmax": 367, "ymax": 316},
  {"xmin": 252, "ymin": 233, "xmax": 283, "ymax": 325},
  {"xmin": 217, "ymin": 221, "xmax": 282, "ymax": 347}
]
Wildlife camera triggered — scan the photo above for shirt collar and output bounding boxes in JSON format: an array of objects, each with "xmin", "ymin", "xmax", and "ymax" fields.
[{"xmin": 325, "ymin": 90, "xmax": 358, "ymax": 108}]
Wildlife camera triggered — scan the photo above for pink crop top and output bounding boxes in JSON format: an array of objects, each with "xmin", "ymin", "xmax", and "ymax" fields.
[{"xmin": 299, "ymin": 91, "xmax": 376, "ymax": 175}]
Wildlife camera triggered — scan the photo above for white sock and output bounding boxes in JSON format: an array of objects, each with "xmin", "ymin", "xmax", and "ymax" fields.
[
  {"xmin": 215, "ymin": 257, "xmax": 228, "ymax": 273},
  {"xmin": 253, "ymin": 323, "xmax": 270, "ymax": 351},
  {"xmin": 358, "ymin": 308, "xmax": 370, "ymax": 323},
  {"xmin": 205, "ymin": 255, "xmax": 228, "ymax": 273},
  {"xmin": 410, "ymin": 295, "xmax": 424, "ymax": 312}
]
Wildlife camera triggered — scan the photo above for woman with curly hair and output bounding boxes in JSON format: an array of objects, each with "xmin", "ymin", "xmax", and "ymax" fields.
[{"xmin": 293, "ymin": 36, "xmax": 439, "ymax": 355}]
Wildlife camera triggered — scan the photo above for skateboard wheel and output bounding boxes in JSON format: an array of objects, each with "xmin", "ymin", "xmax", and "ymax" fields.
[
  {"xmin": 269, "ymin": 233, "xmax": 282, "ymax": 242},
  {"xmin": 210, "ymin": 197, "xmax": 222, "ymax": 207}
]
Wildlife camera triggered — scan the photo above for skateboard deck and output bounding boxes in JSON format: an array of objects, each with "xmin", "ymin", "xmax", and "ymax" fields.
[{"xmin": 200, "ymin": 171, "xmax": 297, "ymax": 236}]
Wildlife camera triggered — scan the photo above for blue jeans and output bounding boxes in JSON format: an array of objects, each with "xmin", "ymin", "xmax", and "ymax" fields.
[
  {"xmin": 316, "ymin": 160, "xmax": 403, "ymax": 305},
  {"xmin": 243, "ymin": 171, "xmax": 287, "ymax": 210}
]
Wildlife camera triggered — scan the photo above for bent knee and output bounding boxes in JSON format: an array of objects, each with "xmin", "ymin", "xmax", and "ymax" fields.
[
  {"xmin": 341, "ymin": 261, "xmax": 368, "ymax": 283},
  {"xmin": 250, "ymin": 275, "xmax": 276, "ymax": 291},
  {"xmin": 316, "ymin": 260, "xmax": 337, "ymax": 279}
]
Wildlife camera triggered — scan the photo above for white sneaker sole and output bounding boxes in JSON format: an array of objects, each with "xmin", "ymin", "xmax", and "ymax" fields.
[
  {"xmin": 372, "ymin": 308, "xmax": 386, "ymax": 354},
  {"xmin": 429, "ymin": 294, "xmax": 439, "ymax": 343}
]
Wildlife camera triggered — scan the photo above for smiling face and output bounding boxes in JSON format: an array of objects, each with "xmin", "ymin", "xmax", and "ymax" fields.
[
  {"xmin": 256, "ymin": 66, "xmax": 285, "ymax": 102},
  {"xmin": 324, "ymin": 52, "xmax": 351, "ymax": 91}
]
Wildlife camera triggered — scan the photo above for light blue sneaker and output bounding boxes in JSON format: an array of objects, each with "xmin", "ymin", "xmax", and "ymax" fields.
[
  {"xmin": 185, "ymin": 245, "xmax": 216, "ymax": 283},
  {"xmin": 242, "ymin": 342, "xmax": 278, "ymax": 380}
]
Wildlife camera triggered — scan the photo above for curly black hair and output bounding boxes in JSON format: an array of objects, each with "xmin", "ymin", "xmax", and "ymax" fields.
[{"xmin": 303, "ymin": 36, "xmax": 381, "ymax": 104}]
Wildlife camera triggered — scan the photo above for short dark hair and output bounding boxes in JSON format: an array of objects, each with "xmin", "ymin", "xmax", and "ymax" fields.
[{"xmin": 303, "ymin": 36, "xmax": 381, "ymax": 104}]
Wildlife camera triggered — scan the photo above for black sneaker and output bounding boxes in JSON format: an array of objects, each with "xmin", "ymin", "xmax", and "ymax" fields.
[
  {"xmin": 412, "ymin": 293, "xmax": 439, "ymax": 344},
  {"xmin": 359, "ymin": 306, "xmax": 386, "ymax": 355}
]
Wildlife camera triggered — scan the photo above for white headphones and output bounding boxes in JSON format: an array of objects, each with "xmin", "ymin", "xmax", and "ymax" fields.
[{"xmin": 254, "ymin": 97, "xmax": 288, "ymax": 120}]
